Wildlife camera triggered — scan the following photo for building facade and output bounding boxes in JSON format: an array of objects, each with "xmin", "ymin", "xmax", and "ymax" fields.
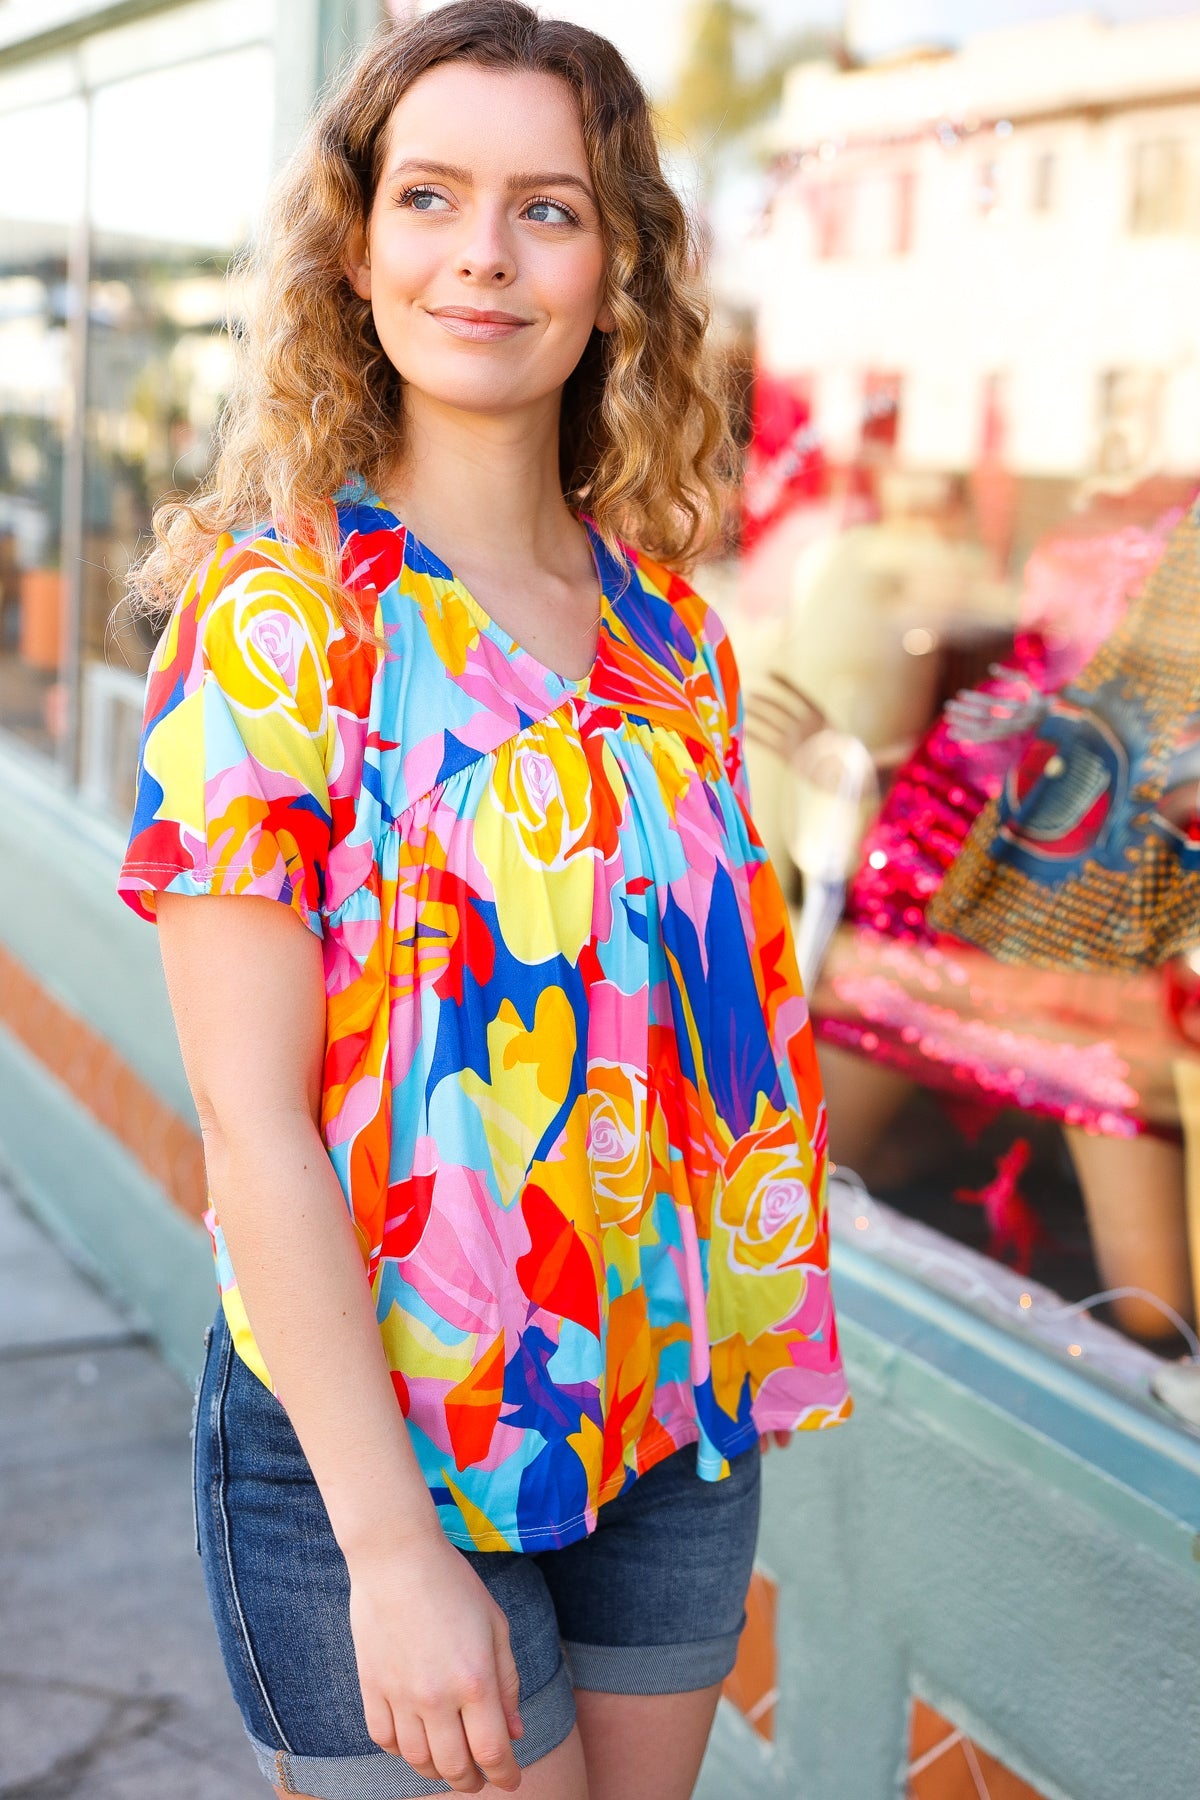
[{"xmin": 724, "ymin": 12, "xmax": 1200, "ymax": 555}]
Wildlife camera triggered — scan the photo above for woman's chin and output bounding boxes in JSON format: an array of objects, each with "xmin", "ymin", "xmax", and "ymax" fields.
[{"xmin": 396, "ymin": 371, "xmax": 564, "ymax": 422}]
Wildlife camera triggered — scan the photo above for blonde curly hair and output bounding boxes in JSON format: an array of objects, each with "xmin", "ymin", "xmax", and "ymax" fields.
[{"xmin": 130, "ymin": 0, "xmax": 731, "ymax": 621}]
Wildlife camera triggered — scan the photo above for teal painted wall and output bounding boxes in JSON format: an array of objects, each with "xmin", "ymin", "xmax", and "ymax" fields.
[{"xmin": 0, "ymin": 744, "xmax": 210, "ymax": 1378}]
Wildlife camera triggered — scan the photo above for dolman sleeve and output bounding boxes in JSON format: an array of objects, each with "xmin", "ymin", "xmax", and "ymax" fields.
[{"xmin": 118, "ymin": 535, "xmax": 337, "ymax": 938}]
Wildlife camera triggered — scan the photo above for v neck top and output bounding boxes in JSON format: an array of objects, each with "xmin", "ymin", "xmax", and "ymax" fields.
[{"xmin": 119, "ymin": 476, "xmax": 850, "ymax": 1552}]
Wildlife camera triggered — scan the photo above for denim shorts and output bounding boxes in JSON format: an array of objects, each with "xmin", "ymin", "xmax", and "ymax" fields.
[{"xmin": 193, "ymin": 1312, "xmax": 761, "ymax": 1798}]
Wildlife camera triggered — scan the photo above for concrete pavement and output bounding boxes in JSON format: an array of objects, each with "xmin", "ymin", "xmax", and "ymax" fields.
[{"xmin": 0, "ymin": 1170, "xmax": 253, "ymax": 1798}]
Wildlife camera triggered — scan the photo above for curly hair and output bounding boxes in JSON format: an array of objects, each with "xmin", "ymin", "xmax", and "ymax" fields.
[{"xmin": 130, "ymin": 0, "xmax": 731, "ymax": 621}]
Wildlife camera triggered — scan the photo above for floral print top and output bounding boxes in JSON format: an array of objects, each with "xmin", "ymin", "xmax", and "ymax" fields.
[{"xmin": 119, "ymin": 477, "xmax": 850, "ymax": 1551}]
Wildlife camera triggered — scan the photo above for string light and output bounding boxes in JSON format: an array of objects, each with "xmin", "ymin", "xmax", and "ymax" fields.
[
  {"xmin": 1035, "ymin": 1287, "xmax": 1200, "ymax": 1361},
  {"xmin": 833, "ymin": 1168, "xmax": 1200, "ymax": 1363},
  {"xmin": 766, "ymin": 111, "xmax": 1020, "ymax": 225}
]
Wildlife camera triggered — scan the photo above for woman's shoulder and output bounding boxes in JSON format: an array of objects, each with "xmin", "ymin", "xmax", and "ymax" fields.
[{"xmin": 148, "ymin": 525, "xmax": 358, "ymax": 720}]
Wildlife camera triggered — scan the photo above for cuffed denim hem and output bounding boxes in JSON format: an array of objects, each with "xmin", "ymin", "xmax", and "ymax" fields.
[
  {"xmin": 250, "ymin": 1654, "xmax": 575, "ymax": 1798},
  {"xmin": 563, "ymin": 1626, "xmax": 743, "ymax": 1696}
]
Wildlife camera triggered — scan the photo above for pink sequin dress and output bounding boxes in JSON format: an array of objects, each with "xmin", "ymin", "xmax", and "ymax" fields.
[{"xmin": 813, "ymin": 503, "xmax": 1191, "ymax": 1138}]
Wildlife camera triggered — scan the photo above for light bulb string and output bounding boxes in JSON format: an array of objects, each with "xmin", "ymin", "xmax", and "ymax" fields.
[
  {"xmin": 831, "ymin": 1169, "xmax": 1200, "ymax": 1362},
  {"xmin": 1028, "ymin": 1287, "xmax": 1200, "ymax": 1362}
]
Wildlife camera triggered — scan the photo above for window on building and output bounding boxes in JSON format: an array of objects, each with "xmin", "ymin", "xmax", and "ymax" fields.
[
  {"xmin": 1032, "ymin": 151, "xmax": 1056, "ymax": 214},
  {"xmin": 861, "ymin": 371, "xmax": 902, "ymax": 457},
  {"xmin": 808, "ymin": 180, "xmax": 855, "ymax": 259},
  {"xmin": 1130, "ymin": 139, "xmax": 1191, "ymax": 235},
  {"xmin": 1095, "ymin": 369, "xmax": 1163, "ymax": 478},
  {"xmin": 976, "ymin": 158, "xmax": 1000, "ymax": 217}
]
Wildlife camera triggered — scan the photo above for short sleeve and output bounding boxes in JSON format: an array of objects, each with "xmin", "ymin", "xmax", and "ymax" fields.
[{"xmin": 118, "ymin": 535, "xmax": 338, "ymax": 937}]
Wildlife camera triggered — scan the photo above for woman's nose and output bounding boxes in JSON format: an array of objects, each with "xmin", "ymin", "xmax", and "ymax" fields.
[{"xmin": 455, "ymin": 207, "xmax": 515, "ymax": 285}]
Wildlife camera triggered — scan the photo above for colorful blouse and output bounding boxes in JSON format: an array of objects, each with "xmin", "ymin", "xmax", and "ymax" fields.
[{"xmin": 119, "ymin": 477, "xmax": 850, "ymax": 1551}]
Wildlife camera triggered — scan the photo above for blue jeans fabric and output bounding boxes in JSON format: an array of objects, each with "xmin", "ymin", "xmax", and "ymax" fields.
[{"xmin": 194, "ymin": 1311, "xmax": 761, "ymax": 1798}]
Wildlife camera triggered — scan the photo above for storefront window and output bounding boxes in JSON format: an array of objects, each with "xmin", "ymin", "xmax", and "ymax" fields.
[
  {"xmin": 0, "ymin": 1, "xmax": 276, "ymax": 801},
  {"xmin": 80, "ymin": 46, "xmax": 273, "ymax": 819},
  {"xmin": 0, "ymin": 96, "xmax": 85, "ymax": 761},
  {"xmin": 721, "ymin": 33, "xmax": 1200, "ymax": 1414}
]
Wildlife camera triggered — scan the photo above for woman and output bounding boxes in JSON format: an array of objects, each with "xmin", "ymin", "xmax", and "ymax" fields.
[{"xmin": 119, "ymin": 6, "xmax": 849, "ymax": 1796}]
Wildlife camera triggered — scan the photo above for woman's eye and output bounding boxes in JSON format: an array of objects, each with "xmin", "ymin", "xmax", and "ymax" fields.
[
  {"xmin": 525, "ymin": 198, "xmax": 577, "ymax": 226},
  {"xmin": 400, "ymin": 186, "xmax": 450, "ymax": 213}
]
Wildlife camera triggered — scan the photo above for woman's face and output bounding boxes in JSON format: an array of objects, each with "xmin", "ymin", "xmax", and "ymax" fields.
[{"xmin": 349, "ymin": 63, "xmax": 613, "ymax": 422}]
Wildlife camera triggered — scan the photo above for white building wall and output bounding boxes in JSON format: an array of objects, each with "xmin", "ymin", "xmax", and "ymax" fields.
[{"xmin": 729, "ymin": 15, "xmax": 1200, "ymax": 486}]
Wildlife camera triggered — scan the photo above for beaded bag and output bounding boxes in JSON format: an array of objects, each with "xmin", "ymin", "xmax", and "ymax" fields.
[{"xmin": 928, "ymin": 503, "xmax": 1200, "ymax": 972}]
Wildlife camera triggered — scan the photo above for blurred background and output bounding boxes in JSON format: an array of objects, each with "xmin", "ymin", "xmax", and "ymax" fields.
[{"xmin": 4, "ymin": 3, "xmax": 1200, "ymax": 1798}]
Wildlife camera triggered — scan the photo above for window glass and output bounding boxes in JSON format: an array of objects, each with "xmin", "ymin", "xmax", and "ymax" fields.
[
  {"xmin": 0, "ymin": 96, "xmax": 85, "ymax": 762},
  {"xmin": 1130, "ymin": 139, "xmax": 1193, "ymax": 236},
  {"xmin": 80, "ymin": 45, "xmax": 273, "ymax": 820},
  {"xmin": 1032, "ymin": 150, "xmax": 1056, "ymax": 214},
  {"xmin": 719, "ymin": 63, "xmax": 1200, "ymax": 1415}
]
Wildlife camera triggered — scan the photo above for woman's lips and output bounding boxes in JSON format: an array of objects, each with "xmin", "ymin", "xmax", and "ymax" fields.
[{"xmin": 428, "ymin": 307, "xmax": 531, "ymax": 341}]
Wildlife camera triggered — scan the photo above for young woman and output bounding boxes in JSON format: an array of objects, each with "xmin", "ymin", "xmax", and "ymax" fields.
[{"xmin": 119, "ymin": 6, "xmax": 850, "ymax": 1796}]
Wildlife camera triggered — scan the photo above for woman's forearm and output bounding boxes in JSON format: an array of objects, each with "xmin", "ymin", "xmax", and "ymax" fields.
[{"xmin": 204, "ymin": 1109, "xmax": 441, "ymax": 1563}]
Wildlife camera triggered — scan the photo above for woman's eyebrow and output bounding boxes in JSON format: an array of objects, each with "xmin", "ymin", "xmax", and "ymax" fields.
[
  {"xmin": 384, "ymin": 157, "xmax": 472, "ymax": 185},
  {"xmin": 506, "ymin": 170, "xmax": 595, "ymax": 199},
  {"xmin": 383, "ymin": 157, "xmax": 593, "ymax": 200}
]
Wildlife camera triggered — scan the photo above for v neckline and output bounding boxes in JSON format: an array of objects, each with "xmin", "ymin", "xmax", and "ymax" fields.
[{"xmin": 344, "ymin": 475, "xmax": 612, "ymax": 694}]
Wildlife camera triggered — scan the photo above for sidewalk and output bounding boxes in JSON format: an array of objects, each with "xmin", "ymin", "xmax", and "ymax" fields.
[{"xmin": 0, "ymin": 1171, "xmax": 252, "ymax": 1798}]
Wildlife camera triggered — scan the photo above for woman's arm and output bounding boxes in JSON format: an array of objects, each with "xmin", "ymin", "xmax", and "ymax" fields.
[{"xmin": 157, "ymin": 891, "xmax": 523, "ymax": 1795}]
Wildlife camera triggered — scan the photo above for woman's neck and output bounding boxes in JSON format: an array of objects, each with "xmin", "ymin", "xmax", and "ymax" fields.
[{"xmin": 379, "ymin": 390, "xmax": 583, "ymax": 577}]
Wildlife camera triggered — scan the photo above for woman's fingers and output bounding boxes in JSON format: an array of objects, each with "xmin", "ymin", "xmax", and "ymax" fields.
[
  {"xmin": 461, "ymin": 1691, "xmax": 522, "ymax": 1792},
  {"xmin": 426, "ymin": 1713, "xmax": 486, "ymax": 1794},
  {"xmin": 362, "ymin": 1688, "xmax": 400, "ymax": 1754},
  {"xmin": 494, "ymin": 1614, "xmax": 524, "ymax": 1741},
  {"xmin": 392, "ymin": 1713, "xmax": 438, "ymax": 1782},
  {"xmin": 759, "ymin": 1429, "xmax": 794, "ymax": 1452}
]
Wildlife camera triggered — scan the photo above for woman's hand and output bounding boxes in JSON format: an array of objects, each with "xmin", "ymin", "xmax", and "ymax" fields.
[
  {"xmin": 348, "ymin": 1531, "xmax": 524, "ymax": 1793},
  {"xmin": 759, "ymin": 1431, "xmax": 792, "ymax": 1453}
]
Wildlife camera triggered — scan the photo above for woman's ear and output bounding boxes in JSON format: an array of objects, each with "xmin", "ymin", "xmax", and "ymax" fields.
[
  {"xmin": 346, "ymin": 225, "xmax": 372, "ymax": 302},
  {"xmin": 595, "ymin": 298, "xmax": 616, "ymax": 334}
]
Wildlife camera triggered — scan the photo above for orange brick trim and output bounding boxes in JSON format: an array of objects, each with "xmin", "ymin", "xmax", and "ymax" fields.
[
  {"xmin": 0, "ymin": 941, "xmax": 206, "ymax": 1221},
  {"xmin": 908, "ymin": 1698, "xmax": 1049, "ymax": 1799},
  {"xmin": 723, "ymin": 1567, "xmax": 778, "ymax": 1741}
]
